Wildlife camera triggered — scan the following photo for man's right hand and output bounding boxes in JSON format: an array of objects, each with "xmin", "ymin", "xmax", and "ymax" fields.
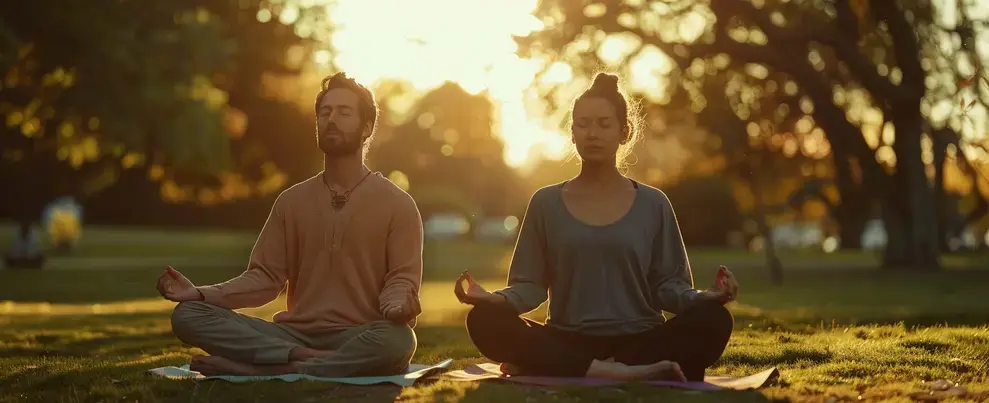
[{"xmin": 157, "ymin": 266, "xmax": 204, "ymax": 302}]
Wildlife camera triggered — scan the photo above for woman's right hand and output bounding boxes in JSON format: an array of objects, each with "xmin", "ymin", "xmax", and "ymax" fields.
[{"xmin": 454, "ymin": 271, "xmax": 501, "ymax": 305}]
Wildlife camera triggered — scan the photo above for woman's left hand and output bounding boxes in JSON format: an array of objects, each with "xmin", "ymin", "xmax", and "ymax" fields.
[{"xmin": 700, "ymin": 265, "xmax": 739, "ymax": 304}]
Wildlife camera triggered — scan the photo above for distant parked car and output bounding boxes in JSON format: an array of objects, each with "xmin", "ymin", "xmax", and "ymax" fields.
[
  {"xmin": 474, "ymin": 216, "xmax": 519, "ymax": 242},
  {"xmin": 424, "ymin": 213, "xmax": 471, "ymax": 240}
]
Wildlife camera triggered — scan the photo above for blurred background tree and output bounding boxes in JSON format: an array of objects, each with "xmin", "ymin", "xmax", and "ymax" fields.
[
  {"xmin": 515, "ymin": 0, "xmax": 989, "ymax": 270},
  {"xmin": 0, "ymin": 0, "xmax": 330, "ymax": 234}
]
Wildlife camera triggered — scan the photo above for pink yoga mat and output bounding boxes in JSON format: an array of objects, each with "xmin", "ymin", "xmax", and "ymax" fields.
[{"xmin": 441, "ymin": 363, "xmax": 779, "ymax": 391}]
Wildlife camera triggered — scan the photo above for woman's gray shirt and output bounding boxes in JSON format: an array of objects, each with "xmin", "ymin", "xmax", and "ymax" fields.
[{"xmin": 493, "ymin": 181, "xmax": 700, "ymax": 336}]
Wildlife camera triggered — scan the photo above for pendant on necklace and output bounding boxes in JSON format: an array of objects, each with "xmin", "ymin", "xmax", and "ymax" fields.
[{"xmin": 332, "ymin": 195, "xmax": 347, "ymax": 209}]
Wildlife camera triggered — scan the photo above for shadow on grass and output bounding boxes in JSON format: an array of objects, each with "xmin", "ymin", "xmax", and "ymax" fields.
[
  {"xmin": 10, "ymin": 359, "xmax": 406, "ymax": 403},
  {"xmin": 0, "ymin": 312, "xmax": 168, "ymax": 332},
  {"xmin": 1, "ymin": 318, "xmax": 791, "ymax": 403},
  {"xmin": 427, "ymin": 379, "xmax": 784, "ymax": 403}
]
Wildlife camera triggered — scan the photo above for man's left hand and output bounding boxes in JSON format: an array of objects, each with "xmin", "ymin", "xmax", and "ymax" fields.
[{"xmin": 383, "ymin": 291, "xmax": 421, "ymax": 324}]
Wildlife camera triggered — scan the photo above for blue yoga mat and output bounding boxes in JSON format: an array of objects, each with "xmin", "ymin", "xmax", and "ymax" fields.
[{"xmin": 148, "ymin": 359, "xmax": 452, "ymax": 387}]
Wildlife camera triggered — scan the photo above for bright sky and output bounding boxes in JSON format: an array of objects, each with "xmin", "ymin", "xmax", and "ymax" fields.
[{"xmin": 316, "ymin": 0, "xmax": 572, "ymax": 167}]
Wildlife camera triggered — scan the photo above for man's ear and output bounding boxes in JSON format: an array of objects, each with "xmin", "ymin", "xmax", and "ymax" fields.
[{"xmin": 361, "ymin": 122, "xmax": 373, "ymax": 143}]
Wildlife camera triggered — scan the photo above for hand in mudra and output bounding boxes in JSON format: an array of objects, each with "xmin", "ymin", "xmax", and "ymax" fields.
[
  {"xmin": 698, "ymin": 265, "xmax": 739, "ymax": 305},
  {"xmin": 157, "ymin": 266, "xmax": 203, "ymax": 302},
  {"xmin": 383, "ymin": 291, "xmax": 422, "ymax": 323},
  {"xmin": 454, "ymin": 271, "xmax": 498, "ymax": 305}
]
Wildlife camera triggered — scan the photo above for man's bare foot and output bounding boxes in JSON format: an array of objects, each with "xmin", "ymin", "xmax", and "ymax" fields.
[
  {"xmin": 190, "ymin": 356, "xmax": 258, "ymax": 376},
  {"xmin": 585, "ymin": 359, "xmax": 687, "ymax": 382}
]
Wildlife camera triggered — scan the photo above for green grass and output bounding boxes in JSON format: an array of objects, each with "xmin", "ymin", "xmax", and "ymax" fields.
[{"xmin": 2, "ymin": 225, "xmax": 989, "ymax": 402}]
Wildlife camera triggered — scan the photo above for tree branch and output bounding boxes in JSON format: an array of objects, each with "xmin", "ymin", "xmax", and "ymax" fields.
[
  {"xmin": 870, "ymin": 0, "xmax": 926, "ymax": 98},
  {"xmin": 573, "ymin": 1, "xmax": 893, "ymax": 196},
  {"xmin": 710, "ymin": 0, "xmax": 920, "ymax": 106}
]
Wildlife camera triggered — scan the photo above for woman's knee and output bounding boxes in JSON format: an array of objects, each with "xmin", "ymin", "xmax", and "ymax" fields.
[
  {"xmin": 465, "ymin": 303, "xmax": 506, "ymax": 333},
  {"xmin": 464, "ymin": 303, "xmax": 516, "ymax": 358},
  {"xmin": 687, "ymin": 302, "xmax": 734, "ymax": 335},
  {"xmin": 709, "ymin": 303, "xmax": 734, "ymax": 335}
]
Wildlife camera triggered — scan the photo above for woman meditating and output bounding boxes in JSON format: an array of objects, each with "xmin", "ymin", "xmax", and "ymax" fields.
[{"xmin": 454, "ymin": 73, "xmax": 739, "ymax": 382}]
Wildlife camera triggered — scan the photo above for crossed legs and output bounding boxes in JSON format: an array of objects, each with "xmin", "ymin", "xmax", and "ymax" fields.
[
  {"xmin": 465, "ymin": 302, "xmax": 733, "ymax": 381},
  {"xmin": 170, "ymin": 301, "xmax": 415, "ymax": 377}
]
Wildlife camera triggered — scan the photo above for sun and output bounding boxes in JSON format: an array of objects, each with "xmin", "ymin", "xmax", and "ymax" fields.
[{"xmin": 315, "ymin": 0, "xmax": 571, "ymax": 167}]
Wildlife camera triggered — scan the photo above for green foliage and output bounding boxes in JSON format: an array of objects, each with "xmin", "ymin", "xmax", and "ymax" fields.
[
  {"xmin": 369, "ymin": 82, "xmax": 527, "ymax": 217},
  {"xmin": 0, "ymin": 0, "xmax": 236, "ymax": 173},
  {"xmin": 0, "ymin": 0, "xmax": 338, "ymax": 221}
]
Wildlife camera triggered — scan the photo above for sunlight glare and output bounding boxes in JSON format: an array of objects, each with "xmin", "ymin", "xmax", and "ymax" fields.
[
  {"xmin": 313, "ymin": 50, "xmax": 331, "ymax": 66},
  {"xmin": 540, "ymin": 62, "xmax": 574, "ymax": 85},
  {"xmin": 325, "ymin": 0, "xmax": 571, "ymax": 167}
]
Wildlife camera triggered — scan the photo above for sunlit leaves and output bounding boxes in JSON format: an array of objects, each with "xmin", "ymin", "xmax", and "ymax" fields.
[
  {"xmin": 1, "ymin": 0, "xmax": 236, "ymax": 177},
  {"xmin": 40, "ymin": 67, "xmax": 75, "ymax": 88},
  {"xmin": 179, "ymin": 76, "xmax": 229, "ymax": 110},
  {"xmin": 156, "ymin": 165, "xmax": 287, "ymax": 204}
]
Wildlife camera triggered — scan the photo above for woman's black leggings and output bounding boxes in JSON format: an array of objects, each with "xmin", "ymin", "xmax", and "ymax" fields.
[{"xmin": 465, "ymin": 301, "xmax": 733, "ymax": 381}]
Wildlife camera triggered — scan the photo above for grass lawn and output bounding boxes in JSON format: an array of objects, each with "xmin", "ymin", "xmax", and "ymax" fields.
[{"xmin": 1, "ymin": 225, "xmax": 988, "ymax": 402}]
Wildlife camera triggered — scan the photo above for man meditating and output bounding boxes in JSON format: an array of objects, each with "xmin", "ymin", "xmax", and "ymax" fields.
[{"xmin": 156, "ymin": 72, "xmax": 424, "ymax": 377}]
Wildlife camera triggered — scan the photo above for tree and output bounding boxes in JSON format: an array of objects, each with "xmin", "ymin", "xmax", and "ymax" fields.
[
  {"xmin": 369, "ymin": 82, "xmax": 527, "ymax": 221},
  {"xmin": 0, "ymin": 0, "xmax": 236, "ymax": 230},
  {"xmin": 919, "ymin": 0, "xmax": 989, "ymax": 251},
  {"xmin": 517, "ymin": 0, "xmax": 978, "ymax": 270},
  {"xmin": 0, "ymin": 0, "xmax": 344, "ymax": 258},
  {"xmin": 0, "ymin": 0, "xmax": 335, "ymax": 249}
]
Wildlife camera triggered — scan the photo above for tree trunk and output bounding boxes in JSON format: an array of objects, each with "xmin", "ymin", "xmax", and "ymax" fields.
[
  {"xmin": 881, "ymin": 194, "xmax": 912, "ymax": 268},
  {"xmin": 749, "ymin": 172, "xmax": 784, "ymax": 285},
  {"xmin": 836, "ymin": 208, "xmax": 869, "ymax": 249},
  {"xmin": 829, "ymin": 133, "xmax": 874, "ymax": 250},
  {"xmin": 885, "ymin": 111, "xmax": 940, "ymax": 270},
  {"xmin": 931, "ymin": 130, "xmax": 951, "ymax": 252},
  {"xmin": 872, "ymin": 0, "xmax": 941, "ymax": 270}
]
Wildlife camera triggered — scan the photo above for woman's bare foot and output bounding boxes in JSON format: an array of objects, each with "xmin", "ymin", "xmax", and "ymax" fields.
[
  {"xmin": 190, "ymin": 356, "xmax": 258, "ymax": 376},
  {"xmin": 644, "ymin": 360, "xmax": 687, "ymax": 382},
  {"xmin": 499, "ymin": 362, "xmax": 523, "ymax": 376},
  {"xmin": 585, "ymin": 358, "xmax": 687, "ymax": 382}
]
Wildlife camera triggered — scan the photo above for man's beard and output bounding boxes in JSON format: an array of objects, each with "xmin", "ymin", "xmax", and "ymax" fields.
[{"xmin": 317, "ymin": 124, "xmax": 362, "ymax": 157}]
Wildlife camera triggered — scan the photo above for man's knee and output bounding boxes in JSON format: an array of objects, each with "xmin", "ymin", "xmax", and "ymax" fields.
[
  {"xmin": 366, "ymin": 321, "xmax": 416, "ymax": 368},
  {"xmin": 170, "ymin": 301, "xmax": 216, "ymax": 343}
]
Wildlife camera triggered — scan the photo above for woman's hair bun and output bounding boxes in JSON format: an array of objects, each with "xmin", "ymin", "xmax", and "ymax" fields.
[{"xmin": 589, "ymin": 73, "xmax": 620, "ymax": 92}]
